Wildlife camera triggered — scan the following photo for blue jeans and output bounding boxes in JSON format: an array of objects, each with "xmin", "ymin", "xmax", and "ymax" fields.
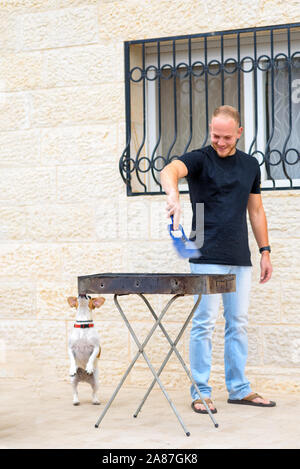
[{"xmin": 189, "ymin": 263, "xmax": 252, "ymax": 401}]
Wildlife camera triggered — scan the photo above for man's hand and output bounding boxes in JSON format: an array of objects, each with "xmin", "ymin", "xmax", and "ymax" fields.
[
  {"xmin": 260, "ymin": 252, "xmax": 272, "ymax": 283},
  {"xmin": 166, "ymin": 189, "xmax": 181, "ymax": 230},
  {"xmin": 160, "ymin": 160, "xmax": 188, "ymax": 230}
]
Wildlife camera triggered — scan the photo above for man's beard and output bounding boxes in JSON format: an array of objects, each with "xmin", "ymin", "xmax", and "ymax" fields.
[{"xmin": 212, "ymin": 141, "xmax": 237, "ymax": 157}]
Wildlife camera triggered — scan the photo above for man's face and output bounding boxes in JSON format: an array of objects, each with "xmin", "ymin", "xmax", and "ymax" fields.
[{"xmin": 210, "ymin": 116, "xmax": 243, "ymax": 158}]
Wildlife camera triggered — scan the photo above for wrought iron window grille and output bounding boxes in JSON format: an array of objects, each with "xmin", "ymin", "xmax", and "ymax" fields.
[{"xmin": 119, "ymin": 23, "xmax": 300, "ymax": 195}]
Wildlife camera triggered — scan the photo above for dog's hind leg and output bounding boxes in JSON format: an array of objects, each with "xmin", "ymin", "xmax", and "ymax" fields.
[
  {"xmin": 91, "ymin": 367, "xmax": 100, "ymax": 405},
  {"xmin": 71, "ymin": 375, "xmax": 80, "ymax": 406}
]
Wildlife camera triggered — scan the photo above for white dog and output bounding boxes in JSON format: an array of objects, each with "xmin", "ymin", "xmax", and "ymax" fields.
[{"xmin": 67, "ymin": 294, "xmax": 105, "ymax": 406}]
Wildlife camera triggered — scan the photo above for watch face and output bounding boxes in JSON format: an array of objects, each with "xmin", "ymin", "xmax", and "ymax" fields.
[{"xmin": 260, "ymin": 246, "xmax": 271, "ymax": 253}]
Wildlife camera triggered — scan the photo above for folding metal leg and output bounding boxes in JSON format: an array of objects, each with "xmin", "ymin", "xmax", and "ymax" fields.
[
  {"xmin": 133, "ymin": 293, "xmax": 219, "ymax": 428},
  {"xmin": 95, "ymin": 293, "xmax": 189, "ymax": 434}
]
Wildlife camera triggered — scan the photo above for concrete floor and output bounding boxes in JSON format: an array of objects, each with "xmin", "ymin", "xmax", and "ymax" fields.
[{"xmin": 1, "ymin": 379, "xmax": 299, "ymax": 449}]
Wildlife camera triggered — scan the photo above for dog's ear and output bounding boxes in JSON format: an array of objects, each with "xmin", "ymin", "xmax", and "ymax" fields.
[
  {"xmin": 67, "ymin": 296, "xmax": 78, "ymax": 308},
  {"xmin": 89, "ymin": 297, "xmax": 105, "ymax": 309}
]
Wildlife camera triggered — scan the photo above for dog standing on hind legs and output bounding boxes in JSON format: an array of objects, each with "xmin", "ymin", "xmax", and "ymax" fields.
[{"xmin": 67, "ymin": 294, "xmax": 105, "ymax": 406}]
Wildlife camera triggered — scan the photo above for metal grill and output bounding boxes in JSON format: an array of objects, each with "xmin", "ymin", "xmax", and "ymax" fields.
[{"xmin": 119, "ymin": 23, "xmax": 300, "ymax": 195}]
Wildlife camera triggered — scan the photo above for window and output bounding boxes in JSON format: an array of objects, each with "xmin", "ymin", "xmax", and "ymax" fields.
[{"xmin": 119, "ymin": 24, "xmax": 300, "ymax": 195}]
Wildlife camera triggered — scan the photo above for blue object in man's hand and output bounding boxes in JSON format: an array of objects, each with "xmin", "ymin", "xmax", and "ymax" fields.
[{"xmin": 168, "ymin": 215, "xmax": 201, "ymax": 259}]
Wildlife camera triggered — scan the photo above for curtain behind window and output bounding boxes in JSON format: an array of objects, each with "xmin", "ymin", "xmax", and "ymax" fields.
[
  {"xmin": 159, "ymin": 64, "xmax": 245, "ymax": 160},
  {"xmin": 267, "ymin": 58, "xmax": 300, "ymax": 180}
]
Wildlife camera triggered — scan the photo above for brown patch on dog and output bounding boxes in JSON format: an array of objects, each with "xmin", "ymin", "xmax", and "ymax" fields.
[
  {"xmin": 67, "ymin": 296, "xmax": 78, "ymax": 308},
  {"xmin": 89, "ymin": 297, "xmax": 105, "ymax": 310}
]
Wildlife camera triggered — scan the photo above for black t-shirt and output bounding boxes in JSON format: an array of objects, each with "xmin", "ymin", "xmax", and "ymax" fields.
[{"xmin": 178, "ymin": 145, "xmax": 261, "ymax": 266}]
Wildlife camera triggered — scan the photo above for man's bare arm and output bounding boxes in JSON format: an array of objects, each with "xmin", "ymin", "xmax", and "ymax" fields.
[
  {"xmin": 247, "ymin": 193, "xmax": 272, "ymax": 283},
  {"xmin": 160, "ymin": 160, "xmax": 188, "ymax": 229}
]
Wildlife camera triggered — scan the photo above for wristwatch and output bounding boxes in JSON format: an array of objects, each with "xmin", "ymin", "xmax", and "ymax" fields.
[{"xmin": 259, "ymin": 246, "xmax": 271, "ymax": 254}]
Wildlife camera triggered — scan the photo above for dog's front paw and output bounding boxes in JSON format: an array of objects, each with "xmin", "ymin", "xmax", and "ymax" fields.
[
  {"xmin": 69, "ymin": 366, "xmax": 77, "ymax": 377},
  {"xmin": 85, "ymin": 364, "xmax": 94, "ymax": 375}
]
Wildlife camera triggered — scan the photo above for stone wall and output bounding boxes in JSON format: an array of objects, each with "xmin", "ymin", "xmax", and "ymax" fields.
[{"xmin": 0, "ymin": 0, "xmax": 299, "ymax": 395}]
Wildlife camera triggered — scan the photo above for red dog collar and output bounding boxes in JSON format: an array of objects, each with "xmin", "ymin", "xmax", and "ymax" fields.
[{"xmin": 74, "ymin": 323, "xmax": 94, "ymax": 328}]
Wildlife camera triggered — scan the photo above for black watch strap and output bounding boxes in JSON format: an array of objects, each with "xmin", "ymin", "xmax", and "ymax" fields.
[{"xmin": 259, "ymin": 245, "xmax": 271, "ymax": 254}]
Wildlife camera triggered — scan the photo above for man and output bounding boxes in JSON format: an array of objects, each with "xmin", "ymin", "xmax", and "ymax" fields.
[{"xmin": 160, "ymin": 105, "xmax": 275, "ymax": 414}]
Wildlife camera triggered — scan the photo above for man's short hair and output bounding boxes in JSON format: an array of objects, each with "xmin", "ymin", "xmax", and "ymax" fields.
[{"xmin": 212, "ymin": 105, "xmax": 241, "ymax": 126}]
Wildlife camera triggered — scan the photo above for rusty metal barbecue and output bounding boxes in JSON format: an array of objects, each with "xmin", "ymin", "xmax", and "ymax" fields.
[
  {"xmin": 78, "ymin": 272, "xmax": 235, "ymax": 295},
  {"xmin": 77, "ymin": 273, "xmax": 235, "ymax": 436}
]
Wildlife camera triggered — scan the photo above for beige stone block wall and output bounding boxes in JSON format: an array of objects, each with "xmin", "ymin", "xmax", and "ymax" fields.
[{"xmin": 0, "ymin": 1, "xmax": 299, "ymax": 398}]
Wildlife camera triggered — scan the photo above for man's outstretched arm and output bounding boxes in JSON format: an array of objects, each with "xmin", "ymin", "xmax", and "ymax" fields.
[{"xmin": 160, "ymin": 160, "xmax": 188, "ymax": 230}]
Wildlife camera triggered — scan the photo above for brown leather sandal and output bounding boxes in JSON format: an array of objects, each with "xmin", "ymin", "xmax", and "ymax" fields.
[
  {"xmin": 191, "ymin": 398, "xmax": 217, "ymax": 414},
  {"xmin": 227, "ymin": 392, "xmax": 276, "ymax": 407}
]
